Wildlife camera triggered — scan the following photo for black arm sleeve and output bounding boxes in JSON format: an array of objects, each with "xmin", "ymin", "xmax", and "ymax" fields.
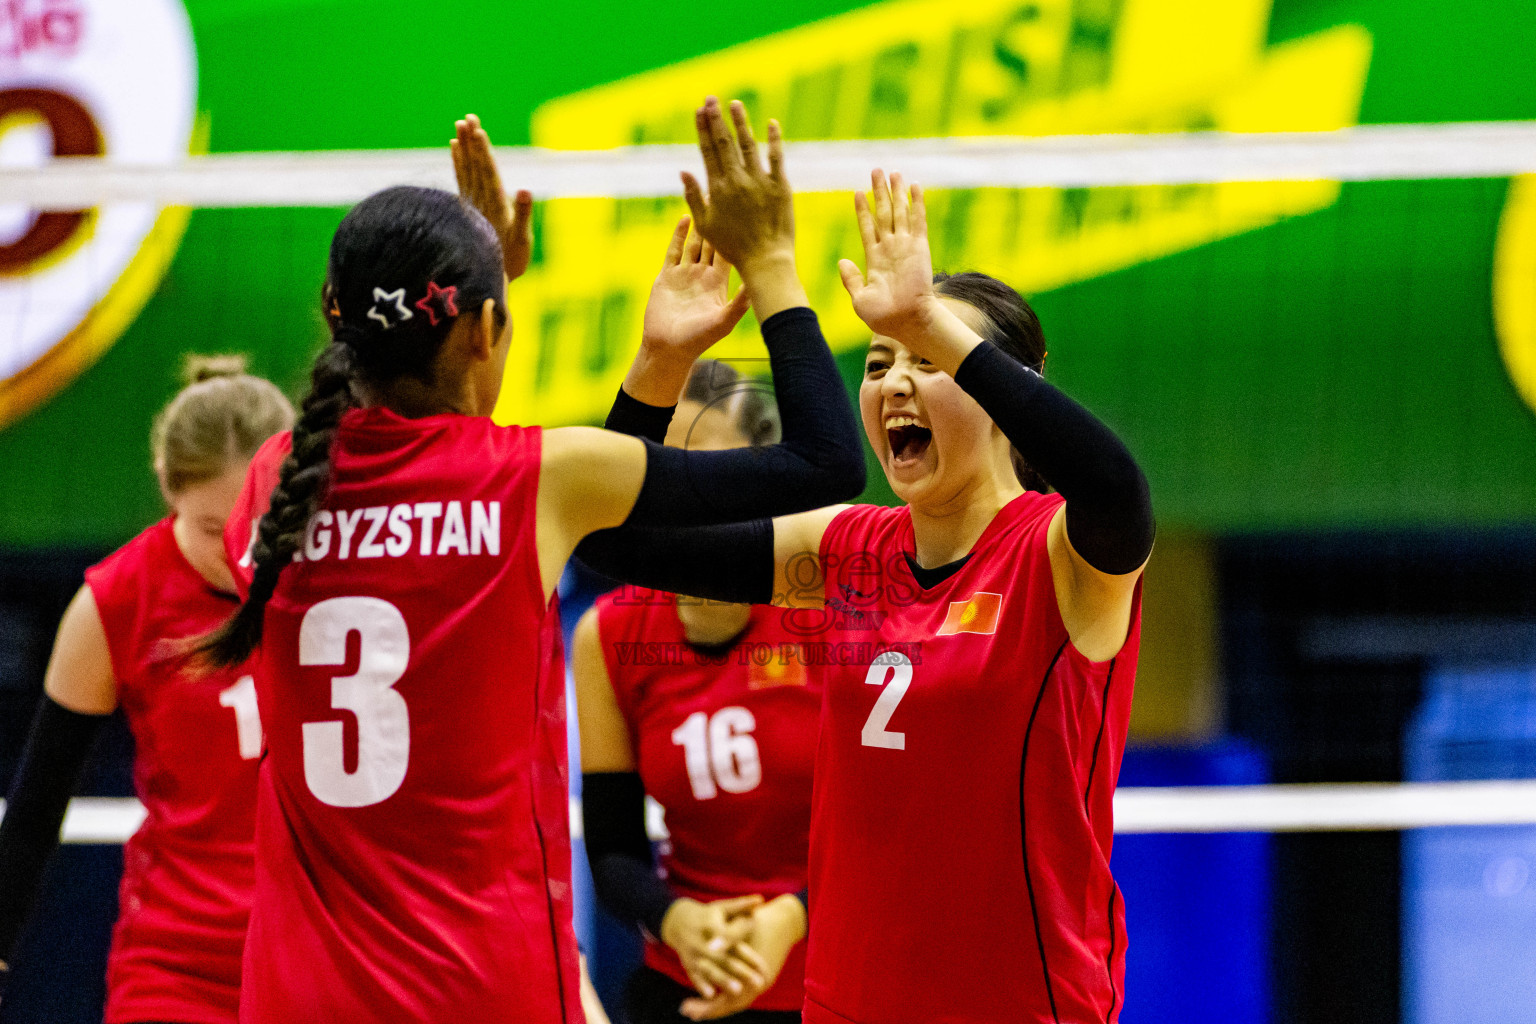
[
  {"xmin": 605, "ymin": 387, "xmax": 676, "ymax": 444},
  {"xmin": 573, "ymin": 312, "xmax": 846, "ymax": 601},
  {"xmin": 953, "ymin": 342, "xmax": 1155, "ymax": 575},
  {"xmin": 0, "ymin": 696, "xmax": 108, "ymax": 963},
  {"xmin": 583, "ymin": 772, "xmax": 676, "ymax": 938},
  {"xmin": 575, "ymin": 520, "xmax": 774, "ymax": 604},
  {"xmin": 621, "ymin": 308, "xmax": 864, "ymax": 528},
  {"xmin": 578, "ymin": 382, "xmax": 774, "ymax": 602}
]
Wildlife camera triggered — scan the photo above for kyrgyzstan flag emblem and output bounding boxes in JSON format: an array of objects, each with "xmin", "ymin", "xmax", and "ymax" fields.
[
  {"xmin": 937, "ymin": 592, "xmax": 1003, "ymax": 636},
  {"xmin": 748, "ymin": 645, "xmax": 810, "ymax": 689}
]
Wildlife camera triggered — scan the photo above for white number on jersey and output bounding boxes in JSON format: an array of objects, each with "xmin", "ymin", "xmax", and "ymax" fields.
[
  {"xmin": 670, "ymin": 707, "xmax": 762, "ymax": 801},
  {"xmin": 861, "ymin": 651, "xmax": 913, "ymax": 750},
  {"xmin": 299, "ymin": 596, "xmax": 411, "ymax": 808},
  {"xmin": 218, "ymin": 674, "xmax": 262, "ymax": 760}
]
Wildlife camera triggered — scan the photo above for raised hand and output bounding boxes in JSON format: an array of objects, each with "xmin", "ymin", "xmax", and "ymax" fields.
[
  {"xmin": 838, "ymin": 169, "xmax": 939, "ymax": 342},
  {"xmin": 681, "ymin": 97, "xmax": 806, "ymax": 321},
  {"xmin": 451, "ymin": 114, "xmax": 534, "ymax": 282},
  {"xmin": 617, "ymin": 217, "xmax": 753, "ymax": 407},
  {"xmin": 643, "ymin": 216, "xmax": 752, "ymax": 361}
]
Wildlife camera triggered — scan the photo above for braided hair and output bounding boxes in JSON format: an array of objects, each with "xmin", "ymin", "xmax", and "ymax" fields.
[
  {"xmin": 199, "ymin": 186, "xmax": 505, "ymax": 667},
  {"xmin": 933, "ymin": 272, "xmax": 1049, "ymax": 492}
]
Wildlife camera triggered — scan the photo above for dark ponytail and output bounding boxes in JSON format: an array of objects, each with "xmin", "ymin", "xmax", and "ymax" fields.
[
  {"xmin": 933, "ymin": 272, "xmax": 1049, "ymax": 492},
  {"xmin": 197, "ymin": 186, "xmax": 505, "ymax": 668}
]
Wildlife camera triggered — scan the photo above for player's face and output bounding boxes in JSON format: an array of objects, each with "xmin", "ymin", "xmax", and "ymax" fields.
[
  {"xmin": 859, "ymin": 299, "xmax": 1004, "ymax": 508},
  {"xmin": 665, "ymin": 399, "xmax": 746, "ymax": 451},
  {"xmin": 166, "ymin": 460, "xmax": 250, "ymax": 593}
]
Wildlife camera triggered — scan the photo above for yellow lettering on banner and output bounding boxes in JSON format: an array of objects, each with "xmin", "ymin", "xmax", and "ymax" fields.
[
  {"xmin": 1494, "ymin": 176, "xmax": 1536, "ymax": 418},
  {"xmin": 495, "ymin": 0, "xmax": 1372, "ymax": 427}
]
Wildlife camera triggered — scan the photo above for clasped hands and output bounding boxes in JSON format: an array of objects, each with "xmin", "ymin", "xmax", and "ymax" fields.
[{"xmin": 660, "ymin": 892, "xmax": 807, "ymax": 1021}]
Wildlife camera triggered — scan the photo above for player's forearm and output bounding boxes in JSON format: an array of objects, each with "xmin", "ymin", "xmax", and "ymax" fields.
[
  {"xmin": 737, "ymin": 252, "xmax": 808, "ymax": 323},
  {"xmin": 886, "ymin": 296, "xmax": 984, "ymax": 379},
  {"xmin": 579, "ymin": 392, "xmax": 777, "ymax": 601},
  {"xmin": 621, "ymin": 341, "xmax": 696, "ymax": 411},
  {"xmin": 621, "ymin": 307, "xmax": 863, "ymax": 529},
  {"xmin": 582, "ymin": 772, "xmax": 677, "ymax": 937},
  {"xmin": 574, "ymin": 520, "xmax": 774, "ymax": 603},
  {"xmin": 0, "ymin": 695, "xmax": 107, "ymax": 962},
  {"xmin": 952, "ymin": 341, "xmax": 1154, "ymax": 575},
  {"xmin": 603, "ymin": 386, "xmax": 676, "ymax": 447}
]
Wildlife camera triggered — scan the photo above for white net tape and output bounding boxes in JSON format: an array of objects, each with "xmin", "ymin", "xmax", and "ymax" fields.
[
  {"xmin": 11, "ymin": 122, "xmax": 1536, "ymax": 209},
  {"xmin": 7, "ymin": 781, "xmax": 1535, "ymax": 844}
]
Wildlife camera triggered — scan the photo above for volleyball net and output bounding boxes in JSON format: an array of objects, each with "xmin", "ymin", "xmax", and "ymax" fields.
[
  {"xmin": 8, "ymin": 122, "xmax": 1536, "ymax": 206},
  {"xmin": 12, "ymin": 779, "xmax": 1536, "ymax": 845},
  {"xmin": 9, "ymin": 119, "xmax": 1536, "ymax": 841}
]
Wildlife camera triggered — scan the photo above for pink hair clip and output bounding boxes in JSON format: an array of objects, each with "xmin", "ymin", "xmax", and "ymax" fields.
[{"xmin": 414, "ymin": 281, "xmax": 459, "ymax": 326}]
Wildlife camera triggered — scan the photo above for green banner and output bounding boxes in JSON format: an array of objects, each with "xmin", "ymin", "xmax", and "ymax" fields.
[{"xmin": 2, "ymin": 0, "xmax": 1534, "ymax": 548}]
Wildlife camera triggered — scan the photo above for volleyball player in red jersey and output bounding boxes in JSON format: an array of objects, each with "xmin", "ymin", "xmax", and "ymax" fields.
[
  {"xmin": 199, "ymin": 97, "xmax": 862, "ymax": 1023},
  {"xmin": 0, "ymin": 357, "xmax": 293, "ymax": 1022},
  {"xmin": 577, "ymin": 170, "xmax": 1155, "ymax": 1024},
  {"xmin": 575, "ymin": 352, "xmax": 818, "ymax": 1024}
]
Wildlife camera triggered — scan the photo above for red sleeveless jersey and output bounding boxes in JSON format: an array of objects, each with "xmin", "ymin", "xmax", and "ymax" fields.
[
  {"xmin": 225, "ymin": 409, "xmax": 579, "ymax": 1023},
  {"xmin": 84, "ymin": 517, "xmax": 259, "ymax": 1024},
  {"xmin": 805, "ymin": 493, "xmax": 1142, "ymax": 1024},
  {"xmin": 594, "ymin": 588, "xmax": 822, "ymax": 1011}
]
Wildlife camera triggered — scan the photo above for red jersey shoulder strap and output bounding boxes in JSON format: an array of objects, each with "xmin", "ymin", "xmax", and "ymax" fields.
[
  {"xmin": 818, "ymin": 503, "xmax": 909, "ymax": 602},
  {"xmin": 84, "ymin": 518, "xmax": 178, "ymax": 684},
  {"xmin": 978, "ymin": 491, "xmax": 1063, "ymax": 547}
]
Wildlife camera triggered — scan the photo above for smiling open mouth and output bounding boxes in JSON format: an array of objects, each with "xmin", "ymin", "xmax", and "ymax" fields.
[{"xmin": 887, "ymin": 423, "xmax": 933, "ymax": 464}]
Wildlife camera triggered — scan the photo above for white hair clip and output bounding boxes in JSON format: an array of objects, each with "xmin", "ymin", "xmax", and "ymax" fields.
[{"xmin": 367, "ymin": 287, "xmax": 414, "ymax": 330}]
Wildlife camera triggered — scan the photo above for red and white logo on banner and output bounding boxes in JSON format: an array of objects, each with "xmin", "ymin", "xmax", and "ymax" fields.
[{"xmin": 0, "ymin": 0, "xmax": 196, "ymax": 427}]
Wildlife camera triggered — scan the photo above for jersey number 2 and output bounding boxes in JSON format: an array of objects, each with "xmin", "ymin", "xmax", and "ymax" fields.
[
  {"xmin": 861, "ymin": 651, "xmax": 912, "ymax": 750},
  {"xmin": 300, "ymin": 596, "xmax": 411, "ymax": 808},
  {"xmin": 672, "ymin": 707, "xmax": 761, "ymax": 800}
]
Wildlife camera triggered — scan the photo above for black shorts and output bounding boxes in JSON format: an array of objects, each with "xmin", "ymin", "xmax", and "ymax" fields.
[{"xmin": 624, "ymin": 965, "xmax": 801, "ymax": 1024}]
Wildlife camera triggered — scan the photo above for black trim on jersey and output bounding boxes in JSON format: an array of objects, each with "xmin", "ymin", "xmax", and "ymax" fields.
[
  {"xmin": 1082, "ymin": 658, "xmax": 1118, "ymax": 811},
  {"xmin": 902, "ymin": 551, "xmax": 972, "ymax": 590},
  {"xmin": 1104, "ymin": 886, "xmax": 1121, "ymax": 1024},
  {"xmin": 532, "ymin": 809, "xmax": 571, "ymax": 1024},
  {"xmin": 1019, "ymin": 638, "xmax": 1070, "ymax": 1024},
  {"xmin": 532, "ymin": 660, "xmax": 570, "ymax": 1024}
]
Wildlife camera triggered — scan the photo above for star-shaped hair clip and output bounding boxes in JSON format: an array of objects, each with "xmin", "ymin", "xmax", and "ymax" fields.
[
  {"xmin": 414, "ymin": 281, "xmax": 459, "ymax": 327},
  {"xmin": 367, "ymin": 287, "xmax": 414, "ymax": 330}
]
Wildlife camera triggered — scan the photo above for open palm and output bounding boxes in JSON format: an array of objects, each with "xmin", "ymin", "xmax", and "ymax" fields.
[
  {"xmin": 680, "ymin": 99, "xmax": 794, "ymax": 271},
  {"xmin": 643, "ymin": 216, "xmax": 752, "ymax": 359},
  {"xmin": 839, "ymin": 170, "xmax": 935, "ymax": 340},
  {"xmin": 451, "ymin": 114, "xmax": 534, "ymax": 282}
]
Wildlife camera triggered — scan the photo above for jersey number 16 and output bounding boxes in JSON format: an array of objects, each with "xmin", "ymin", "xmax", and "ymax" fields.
[{"xmin": 672, "ymin": 707, "xmax": 762, "ymax": 801}]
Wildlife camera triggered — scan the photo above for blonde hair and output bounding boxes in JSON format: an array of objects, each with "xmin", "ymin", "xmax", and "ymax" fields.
[{"xmin": 151, "ymin": 354, "xmax": 295, "ymax": 494}]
